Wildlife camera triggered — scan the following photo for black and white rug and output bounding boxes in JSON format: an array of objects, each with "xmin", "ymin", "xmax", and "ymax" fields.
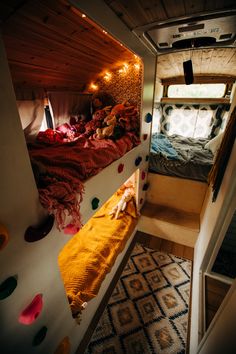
[{"xmin": 85, "ymin": 243, "xmax": 191, "ymax": 354}]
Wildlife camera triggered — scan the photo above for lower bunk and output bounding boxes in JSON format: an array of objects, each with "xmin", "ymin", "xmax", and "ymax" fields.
[{"xmin": 57, "ymin": 182, "xmax": 138, "ymax": 350}]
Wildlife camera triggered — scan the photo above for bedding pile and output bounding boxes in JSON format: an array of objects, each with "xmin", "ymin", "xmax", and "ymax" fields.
[
  {"xmin": 29, "ymin": 132, "xmax": 139, "ymax": 230},
  {"xmin": 58, "ymin": 186, "xmax": 138, "ymax": 315},
  {"xmin": 28, "ymin": 101, "xmax": 140, "ymax": 231},
  {"xmin": 149, "ymin": 133, "xmax": 214, "ymax": 181}
]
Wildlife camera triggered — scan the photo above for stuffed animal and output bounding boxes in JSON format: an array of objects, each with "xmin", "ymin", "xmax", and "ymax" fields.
[
  {"xmin": 109, "ymin": 186, "xmax": 134, "ymax": 219},
  {"xmin": 96, "ymin": 114, "xmax": 117, "ymax": 139}
]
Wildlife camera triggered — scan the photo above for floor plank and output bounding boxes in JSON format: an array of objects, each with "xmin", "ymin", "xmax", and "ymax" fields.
[{"xmin": 136, "ymin": 230, "xmax": 194, "ymax": 261}]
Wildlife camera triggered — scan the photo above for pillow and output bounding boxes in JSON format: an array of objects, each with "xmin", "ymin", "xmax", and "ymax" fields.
[{"xmin": 205, "ymin": 132, "xmax": 224, "ymax": 155}]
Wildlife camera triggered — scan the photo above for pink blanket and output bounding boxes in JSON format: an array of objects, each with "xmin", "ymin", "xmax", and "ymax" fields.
[{"xmin": 29, "ymin": 133, "xmax": 140, "ymax": 230}]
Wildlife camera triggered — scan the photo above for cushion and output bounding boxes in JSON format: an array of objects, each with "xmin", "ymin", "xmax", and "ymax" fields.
[{"xmin": 205, "ymin": 132, "xmax": 224, "ymax": 155}]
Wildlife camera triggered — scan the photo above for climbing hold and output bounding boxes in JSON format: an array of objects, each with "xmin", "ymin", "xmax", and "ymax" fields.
[
  {"xmin": 118, "ymin": 163, "xmax": 124, "ymax": 173},
  {"xmin": 140, "ymin": 198, "xmax": 143, "ymax": 204},
  {"xmin": 24, "ymin": 214, "xmax": 54, "ymax": 242},
  {"xmin": 54, "ymin": 336, "xmax": 71, "ymax": 354},
  {"xmin": 142, "ymin": 183, "xmax": 149, "ymax": 191},
  {"xmin": 32, "ymin": 326, "xmax": 47, "ymax": 346},
  {"xmin": 144, "ymin": 113, "xmax": 152, "ymax": 123},
  {"xmin": 0, "ymin": 276, "xmax": 17, "ymax": 300},
  {"xmin": 135, "ymin": 156, "xmax": 142, "ymax": 166},
  {"xmin": 91, "ymin": 197, "xmax": 100, "ymax": 210},
  {"xmin": 19, "ymin": 294, "xmax": 43, "ymax": 325},
  {"xmin": 141, "ymin": 171, "xmax": 146, "ymax": 180},
  {"xmin": 143, "ymin": 134, "xmax": 148, "ymax": 141},
  {"xmin": 0, "ymin": 224, "xmax": 9, "ymax": 250},
  {"xmin": 145, "ymin": 155, "xmax": 149, "ymax": 161}
]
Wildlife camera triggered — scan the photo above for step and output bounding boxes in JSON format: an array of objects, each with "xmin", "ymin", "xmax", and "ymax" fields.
[
  {"xmin": 138, "ymin": 202, "xmax": 199, "ymax": 248},
  {"xmin": 146, "ymin": 173, "xmax": 208, "ymax": 214}
]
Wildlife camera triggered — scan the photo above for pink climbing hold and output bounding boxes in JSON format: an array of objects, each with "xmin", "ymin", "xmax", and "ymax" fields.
[
  {"xmin": 141, "ymin": 171, "xmax": 146, "ymax": 180},
  {"xmin": 19, "ymin": 294, "xmax": 43, "ymax": 325},
  {"xmin": 118, "ymin": 163, "xmax": 124, "ymax": 173},
  {"xmin": 143, "ymin": 134, "xmax": 148, "ymax": 141}
]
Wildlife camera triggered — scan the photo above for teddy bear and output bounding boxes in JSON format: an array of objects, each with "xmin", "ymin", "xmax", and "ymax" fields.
[
  {"xmin": 109, "ymin": 184, "xmax": 135, "ymax": 219},
  {"xmin": 96, "ymin": 113, "xmax": 117, "ymax": 139}
]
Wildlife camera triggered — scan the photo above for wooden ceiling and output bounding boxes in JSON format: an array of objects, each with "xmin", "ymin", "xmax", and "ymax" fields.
[
  {"xmin": 104, "ymin": 0, "xmax": 236, "ymax": 29},
  {"xmin": 0, "ymin": 0, "xmax": 135, "ymax": 91},
  {"xmin": 157, "ymin": 47, "xmax": 236, "ymax": 84},
  {"xmin": 1, "ymin": 0, "xmax": 236, "ymax": 91},
  {"xmin": 104, "ymin": 0, "xmax": 236, "ymax": 82}
]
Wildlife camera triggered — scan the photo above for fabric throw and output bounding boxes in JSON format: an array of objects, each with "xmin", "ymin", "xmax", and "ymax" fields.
[
  {"xmin": 58, "ymin": 188, "xmax": 138, "ymax": 315},
  {"xmin": 29, "ymin": 132, "xmax": 139, "ymax": 230},
  {"xmin": 151, "ymin": 133, "xmax": 179, "ymax": 160},
  {"xmin": 86, "ymin": 243, "xmax": 191, "ymax": 354}
]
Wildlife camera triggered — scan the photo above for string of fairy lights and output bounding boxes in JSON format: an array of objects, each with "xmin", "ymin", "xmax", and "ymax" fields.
[
  {"xmin": 78, "ymin": 12, "xmax": 141, "ymax": 92},
  {"xmin": 89, "ymin": 59, "xmax": 141, "ymax": 92}
]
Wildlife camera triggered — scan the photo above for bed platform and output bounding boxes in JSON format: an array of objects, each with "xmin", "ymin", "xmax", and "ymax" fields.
[{"xmin": 149, "ymin": 133, "xmax": 214, "ymax": 182}]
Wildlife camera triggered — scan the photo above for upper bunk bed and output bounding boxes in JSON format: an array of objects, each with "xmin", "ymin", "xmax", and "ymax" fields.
[
  {"xmin": 1, "ymin": 0, "xmax": 150, "ymax": 233},
  {"xmin": 22, "ymin": 92, "xmax": 142, "ymax": 232}
]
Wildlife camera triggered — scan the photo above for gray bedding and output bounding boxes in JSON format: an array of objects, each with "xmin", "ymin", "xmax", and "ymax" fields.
[{"xmin": 149, "ymin": 133, "xmax": 214, "ymax": 182}]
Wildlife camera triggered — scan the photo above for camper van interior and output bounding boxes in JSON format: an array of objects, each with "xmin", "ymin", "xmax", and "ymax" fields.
[{"xmin": 0, "ymin": 1, "xmax": 235, "ymax": 353}]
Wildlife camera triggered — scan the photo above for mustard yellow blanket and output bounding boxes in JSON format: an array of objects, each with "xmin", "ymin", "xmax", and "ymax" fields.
[{"xmin": 58, "ymin": 189, "xmax": 138, "ymax": 315}]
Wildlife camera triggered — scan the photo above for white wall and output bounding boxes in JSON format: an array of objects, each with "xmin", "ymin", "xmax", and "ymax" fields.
[
  {"xmin": 198, "ymin": 280, "xmax": 236, "ymax": 354},
  {"xmin": 190, "ymin": 90, "xmax": 236, "ymax": 353}
]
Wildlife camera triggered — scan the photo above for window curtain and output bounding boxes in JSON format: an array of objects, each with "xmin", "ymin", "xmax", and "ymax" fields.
[
  {"xmin": 159, "ymin": 104, "xmax": 229, "ymax": 139},
  {"xmin": 17, "ymin": 99, "xmax": 45, "ymax": 142},
  {"xmin": 208, "ymin": 106, "xmax": 236, "ymax": 202},
  {"xmin": 47, "ymin": 92, "xmax": 92, "ymax": 127},
  {"xmin": 210, "ymin": 104, "xmax": 230, "ymax": 138}
]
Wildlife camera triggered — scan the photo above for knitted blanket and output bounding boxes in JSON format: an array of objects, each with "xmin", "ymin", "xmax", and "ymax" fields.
[
  {"xmin": 29, "ymin": 133, "xmax": 139, "ymax": 230},
  {"xmin": 58, "ymin": 188, "xmax": 138, "ymax": 315}
]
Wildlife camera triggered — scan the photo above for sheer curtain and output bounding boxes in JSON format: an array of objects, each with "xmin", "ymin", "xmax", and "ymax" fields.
[
  {"xmin": 17, "ymin": 99, "xmax": 45, "ymax": 142},
  {"xmin": 47, "ymin": 92, "xmax": 92, "ymax": 127}
]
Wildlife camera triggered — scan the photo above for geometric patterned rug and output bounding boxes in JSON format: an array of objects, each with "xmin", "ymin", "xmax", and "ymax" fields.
[{"xmin": 85, "ymin": 243, "xmax": 192, "ymax": 354}]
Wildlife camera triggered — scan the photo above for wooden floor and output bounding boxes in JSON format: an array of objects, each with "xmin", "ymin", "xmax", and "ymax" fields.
[{"xmin": 136, "ymin": 230, "xmax": 194, "ymax": 261}]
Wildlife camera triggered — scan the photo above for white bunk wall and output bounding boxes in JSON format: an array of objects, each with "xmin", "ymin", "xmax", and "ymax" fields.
[{"xmin": 0, "ymin": 3, "xmax": 156, "ymax": 349}]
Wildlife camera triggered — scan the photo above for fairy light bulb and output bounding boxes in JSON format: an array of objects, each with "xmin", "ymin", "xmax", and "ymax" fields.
[
  {"xmin": 90, "ymin": 82, "xmax": 98, "ymax": 91},
  {"xmin": 104, "ymin": 72, "xmax": 112, "ymax": 81}
]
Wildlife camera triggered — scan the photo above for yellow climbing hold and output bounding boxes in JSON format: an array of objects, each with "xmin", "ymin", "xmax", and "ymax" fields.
[{"xmin": 54, "ymin": 336, "xmax": 71, "ymax": 354}]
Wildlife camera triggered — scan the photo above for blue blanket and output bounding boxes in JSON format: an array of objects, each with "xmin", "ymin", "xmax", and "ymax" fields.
[{"xmin": 151, "ymin": 133, "xmax": 179, "ymax": 160}]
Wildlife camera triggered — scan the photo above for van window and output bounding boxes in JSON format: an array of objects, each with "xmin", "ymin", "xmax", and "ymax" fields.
[{"xmin": 168, "ymin": 84, "xmax": 226, "ymax": 98}]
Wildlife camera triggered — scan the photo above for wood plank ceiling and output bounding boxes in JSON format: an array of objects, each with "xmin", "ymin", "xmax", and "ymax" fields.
[
  {"xmin": 105, "ymin": 0, "xmax": 236, "ymax": 82},
  {"xmin": 157, "ymin": 48, "xmax": 236, "ymax": 84},
  {"xmin": 104, "ymin": 0, "xmax": 236, "ymax": 29},
  {"xmin": 0, "ymin": 0, "xmax": 135, "ymax": 91},
  {"xmin": 0, "ymin": 0, "xmax": 236, "ymax": 91}
]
